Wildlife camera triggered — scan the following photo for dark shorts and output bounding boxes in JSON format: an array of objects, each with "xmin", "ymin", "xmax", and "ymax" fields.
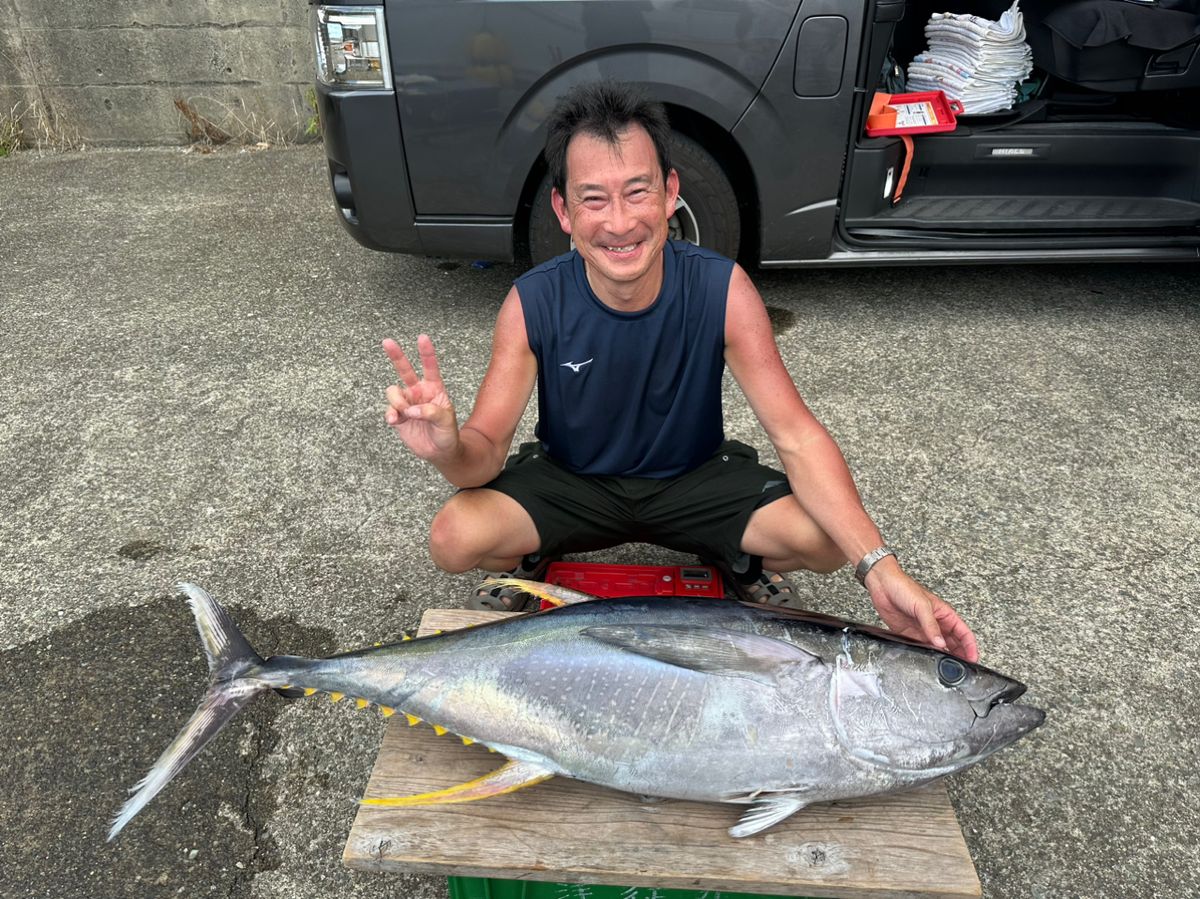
[{"xmin": 481, "ymin": 440, "xmax": 793, "ymax": 568}]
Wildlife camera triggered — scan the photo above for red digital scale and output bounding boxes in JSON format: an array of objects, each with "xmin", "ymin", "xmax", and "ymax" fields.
[{"xmin": 539, "ymin": 561, "xmax": 725, "ymax": 609}]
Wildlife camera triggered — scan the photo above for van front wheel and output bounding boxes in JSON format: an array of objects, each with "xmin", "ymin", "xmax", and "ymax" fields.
[{"xmin": 525, "ymin": 131, "xmax": 740, "ymax": 267}]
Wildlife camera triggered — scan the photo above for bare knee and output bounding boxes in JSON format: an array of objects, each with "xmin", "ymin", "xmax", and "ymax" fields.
[
  {"xmin": 428, "ymin": 500, "xmax": 482, "ymax": 573},
  {"xmin": 427, "ymin": 489, "xmax": 539, "ymax": 574}
]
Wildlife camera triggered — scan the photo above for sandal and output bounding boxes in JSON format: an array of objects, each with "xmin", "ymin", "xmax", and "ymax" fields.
[
  {"xmin": 468, "ymin": 553, "xmax": 558, "ymax": 611},
  {"xmin": 741, "ymin": 569, "xmax": 805, "ymax": 609}
]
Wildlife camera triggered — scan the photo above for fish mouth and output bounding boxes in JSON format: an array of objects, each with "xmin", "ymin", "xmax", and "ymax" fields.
[
  {"xmin": 957, "ymin": 678, "xmax": 1045, "ymax": 766},
  {"xmin": 984, "ymin": 699, "xmax": 1046, "ymax": 741},
  {"xmin": 995, "ymin": 680, "xmax": 1027, "ymax": 705},
  {"xmin": 970, "ymin": 679, "xmax": 1046, "ymax": 740},
  {"xmin": 969, "ymin": 679, "xmax": 1030, "ymax": 720}
]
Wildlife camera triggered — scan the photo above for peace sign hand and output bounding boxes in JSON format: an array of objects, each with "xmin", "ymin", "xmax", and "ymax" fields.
[{"xmin": 383, "ymin": 335, "xmax": 460, "ymax": 462}]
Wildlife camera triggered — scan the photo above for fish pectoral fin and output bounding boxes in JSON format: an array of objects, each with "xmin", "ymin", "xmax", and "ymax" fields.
[
  {"xmin": 360, "ymin": 758, "xmax": 555, "ymax": 808},
  {"xmin": 729, "ymin": 794, "xmax": 809, "ymax": 838},
  {"xmin": 581, "ymin": 625, "xmax": 823, "ymax": 682},
  {"xmin": 479, "ymin": 577, "xmax": 599, "ymax": 608}
]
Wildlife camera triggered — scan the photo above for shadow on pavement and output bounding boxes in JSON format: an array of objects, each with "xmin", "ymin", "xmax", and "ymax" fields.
[{"xmin": 0, "ymin": 595, "xmax": 337, "ymax": 898}]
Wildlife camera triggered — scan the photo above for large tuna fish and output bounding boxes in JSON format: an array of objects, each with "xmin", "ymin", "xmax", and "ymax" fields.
[{"xmin": 109, "ymin": 583, "xmax": 1043, "ymax": 841}]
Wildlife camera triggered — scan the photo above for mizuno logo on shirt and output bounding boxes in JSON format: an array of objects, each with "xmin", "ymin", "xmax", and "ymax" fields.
[{"xmin": 560, "ymin": 358, "xmax": 593, "ymax": 373}]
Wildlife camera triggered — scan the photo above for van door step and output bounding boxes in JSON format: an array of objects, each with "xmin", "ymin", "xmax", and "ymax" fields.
[{"xmin": 844, "ymin": 196, "xmax": 1200, "ymax": 230}]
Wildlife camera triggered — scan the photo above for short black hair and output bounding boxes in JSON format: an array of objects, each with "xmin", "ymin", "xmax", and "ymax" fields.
[{"xmin": 543, "ymin": 81, "xmax": 672, "ymax": 196}]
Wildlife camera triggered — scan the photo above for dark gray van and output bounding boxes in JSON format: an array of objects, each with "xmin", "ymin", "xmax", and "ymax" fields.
[{"xmin": 311, "ymin": 0, "xmax": 1200, "ymax": 267}]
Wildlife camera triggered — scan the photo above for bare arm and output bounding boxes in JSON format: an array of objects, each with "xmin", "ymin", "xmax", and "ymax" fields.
[
  {"xmin": 723, "ymin": 264, "xmax": 978, "ymax": 661},
  {"xmin": 384, "ymin": 286, "xmax": 537, "ymax": 488},
  {"xmin": 723, "ymin": 266, "xmax": 883, "ymax": 561}
]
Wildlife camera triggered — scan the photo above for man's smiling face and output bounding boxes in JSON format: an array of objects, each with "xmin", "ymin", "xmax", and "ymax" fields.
[{"xmin": 551, "ymin": 123, "xmax": 680, "ymax": 309}]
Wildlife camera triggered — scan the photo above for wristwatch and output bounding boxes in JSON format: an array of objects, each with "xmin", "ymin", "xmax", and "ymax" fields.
[{"xmin": 854, "ymin": 547, "xmax": 896, "ymax": 586}]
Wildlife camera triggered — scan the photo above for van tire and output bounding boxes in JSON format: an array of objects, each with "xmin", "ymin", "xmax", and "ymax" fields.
[{"xmin": 526, "ymin": 131, "xmax": 740, "ymax": 266}]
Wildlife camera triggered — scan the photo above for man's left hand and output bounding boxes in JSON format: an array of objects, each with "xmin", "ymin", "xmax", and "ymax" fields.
[{"xmin": 865, "ymin": 559, "xmax": 979, "ymax": 662}]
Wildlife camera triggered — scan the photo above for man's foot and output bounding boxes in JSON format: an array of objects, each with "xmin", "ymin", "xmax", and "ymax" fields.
[
  {"xmin": 742, "ymin": 569, "xmax": 804, "ymax": 609},
  {"xmin": 468, "ymin": 553, "xmax": 558, "ymax": 611}
]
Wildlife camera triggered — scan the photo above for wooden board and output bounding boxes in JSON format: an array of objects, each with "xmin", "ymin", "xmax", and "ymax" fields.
[{"xmin": 343, "ymin": 610, "xmax": 982, "ymax": 899}]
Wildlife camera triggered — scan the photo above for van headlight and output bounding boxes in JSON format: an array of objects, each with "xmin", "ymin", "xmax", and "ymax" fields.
[{"xmin": 313, "ymin": 5, "xmax": 393, "ymax": 90}]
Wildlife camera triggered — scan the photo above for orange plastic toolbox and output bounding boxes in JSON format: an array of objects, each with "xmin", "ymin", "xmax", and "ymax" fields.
[
  {"xmin": 864, "ymin": 90, "xmax": 963, "ymax": 204},
  {"xmin": 865, "ymin": 90, "xmax": 963, "ymax": 136}
]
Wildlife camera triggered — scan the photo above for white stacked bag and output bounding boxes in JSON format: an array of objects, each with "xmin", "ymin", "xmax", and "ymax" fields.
[{"xmin": 905, "ymin": 1, "xmax": 1034, "ymax": 115}]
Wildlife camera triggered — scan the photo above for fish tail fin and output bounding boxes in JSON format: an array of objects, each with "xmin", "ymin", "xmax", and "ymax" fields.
[
  {"xmin": 182, "ymin": 582, "xmax": 263, "ymax": 679},
  {"xmin": 107, "ymin": 583, "xmax": 268, "ymax": 841}
]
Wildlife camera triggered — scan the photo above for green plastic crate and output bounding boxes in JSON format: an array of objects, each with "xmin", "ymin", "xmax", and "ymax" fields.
[{"xmin": 448, "ymin": 876, "xmax": 813, "ymax": 899}]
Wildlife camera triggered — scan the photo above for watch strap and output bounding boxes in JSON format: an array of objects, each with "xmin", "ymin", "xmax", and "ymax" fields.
[{"xmin": 854, "ymin": 547, "xmax": 896, "ymax": 586}]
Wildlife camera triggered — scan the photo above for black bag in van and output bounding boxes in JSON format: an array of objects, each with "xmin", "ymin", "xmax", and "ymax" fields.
[{"xmin": 1024, "ymin": 0, "xmax": 1200, "ymax": 90}]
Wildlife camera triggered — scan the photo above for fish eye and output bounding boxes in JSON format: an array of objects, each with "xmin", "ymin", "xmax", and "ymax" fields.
[{"xmin": 937, "ymin": 656, "xmax": 967, "ymax": 687}]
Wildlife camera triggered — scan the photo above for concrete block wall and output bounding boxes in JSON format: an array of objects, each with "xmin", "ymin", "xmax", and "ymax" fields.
[{"xmin": 0, "ymin": 0, "xmax": 316, "ymax": 146}]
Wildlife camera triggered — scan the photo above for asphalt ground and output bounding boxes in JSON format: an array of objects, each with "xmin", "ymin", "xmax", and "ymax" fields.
[{"xmin": 0, "ymin": 145, "xmax": 1196, "ymax": 899}]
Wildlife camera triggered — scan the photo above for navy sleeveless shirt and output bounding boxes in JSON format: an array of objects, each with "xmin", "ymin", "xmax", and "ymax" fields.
[{"xmin": 515, "ymin": 240, "xmax": 733, "ymax": 478}]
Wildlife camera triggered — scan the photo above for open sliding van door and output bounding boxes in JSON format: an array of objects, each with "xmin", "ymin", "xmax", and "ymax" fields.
[{"xmin": 835, "ymin": 0, "xmax": 1200, "ymax": 264}]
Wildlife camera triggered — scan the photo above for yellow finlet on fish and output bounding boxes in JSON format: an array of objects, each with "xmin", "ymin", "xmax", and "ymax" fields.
[
  {"xmin": 381, "ymin": 707, "xmax": 395, "ymax": 717},
  {"xmin": 356, "ymin": 698, "xmax": 370, "ymax": 709},
  {"xmin": 461, "ymin": 736, "xmax": 475, "ymax": 746},
  {"xmin": 361, "ymin": 758, "xmax": 554, "ymax": 808},
  {"xmin": 330, "ymin": 692, "xmax": 345, "ymax": 703},
  {"xmin": 405, "ymin": 714, "xmax": 421, "ymax": 726},
  {"xmin": 432, "ymin": 724, "xmax": 448, "ymax": 736},
  {"xmin": 303, "ymin": 688, "xmax": 317, "ymax": 697}
]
